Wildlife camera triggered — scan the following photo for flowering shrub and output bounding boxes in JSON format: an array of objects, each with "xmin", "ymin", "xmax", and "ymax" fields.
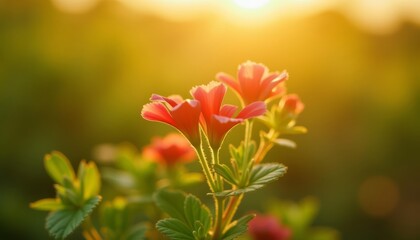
[{"xmin": 31, "ymin": 61, "xmax": 308, "ymax": 240}]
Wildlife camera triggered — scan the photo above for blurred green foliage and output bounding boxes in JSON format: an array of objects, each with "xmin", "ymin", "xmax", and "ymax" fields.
[{"xmin": 1, "ymin": 0, "xmax": 420, "ymax": 239}]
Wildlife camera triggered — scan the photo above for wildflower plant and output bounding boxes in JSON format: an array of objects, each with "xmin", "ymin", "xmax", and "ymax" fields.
[{"xmin": 31, "ymin": 61, "xmax": 307, "ymax": 240}]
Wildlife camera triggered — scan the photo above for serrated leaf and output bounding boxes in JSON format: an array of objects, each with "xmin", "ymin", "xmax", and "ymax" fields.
[
  {"xmin": 214, "ymin": 164, "xmax": 238, "ymax": 186},
  {"xmin": 44, "ymin": 151, "xmax": 75, "ymax": 184},
  {"xmin": 30, "ymin": 198, "xmax": 64, "ymax": 211},
  {"xmin": 183, "ymin": 195, "xmax": 212, "ymax": 237},
  {"xmin": 249, "ymin": 163, "xmax": 287, "ymax": 186},
  {"xmin": 222, "ymin": 214, "xmax": 255, "ymax": 240},
  {"xmin": 273, "ymin": 138, "xmax": 297, "ymax": 149},
  {"xmin": 78, "ymin": 161, "xmax": 101, "ymax": 199},
  {"xmin": 46, "ymin": 196, "xmax": 101, "ymax": 239},
  {"xmin": 154, "ymin": 189, "xmax": 186, "ymax": 221},
  {"xmin": 156, "ymin": 218, "xmax": 194, "ymax": 240},
  {"xmin": 212, "ymin": 164, "xmax": 287, "ymax": 197}
]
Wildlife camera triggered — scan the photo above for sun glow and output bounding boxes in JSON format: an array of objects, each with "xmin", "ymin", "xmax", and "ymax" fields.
[
  {"xmin": 51, "ymin": 0, "xmax": 99, "ymax": 13},
  {"xmin": 234, "ymin": 0, "xmax": 270, "ymax": 9},
  {"xmin": 49, "ymin": 0, "xmax": 420, "ymax": 34}
]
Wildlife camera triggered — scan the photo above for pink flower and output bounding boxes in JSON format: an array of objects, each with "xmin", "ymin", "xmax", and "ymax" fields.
[
  {"xmin": 282, "ymin": 94, "xmax": 304, "ymax": 115},
  {"xmin": 142, "ymin": 133, "xmax": 196, "ymax": 166},
  {"xmin": 249, "ymin": 215, "xmax": 291, "ymax": 240},
  {"xmin": 216, "ymin": 61, "xmax": 288, "ymax": 105},
  {"xmin": 190, "ymin": 81, "xmax": 266, "ymax": 148},
  {"xmin": 141, "ymin": 94, "xmax": 201, "ymax": 146}
]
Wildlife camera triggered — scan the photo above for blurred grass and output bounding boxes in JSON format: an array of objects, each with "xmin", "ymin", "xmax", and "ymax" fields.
[{"xmin": 1, "ymin": 0, "xmax": 420, "ymax": 239}]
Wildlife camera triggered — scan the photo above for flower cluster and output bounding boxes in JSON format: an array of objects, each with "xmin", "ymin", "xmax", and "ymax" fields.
[
  {"xmin": 216, "ymin": 60, "xmax": 288, "ymax": 105},
  {"xmin": 31, "ymin": 61, "xmax": 309, "ymax": 240},
  {"xmin": 141, "ymin": 61, "xmax": 307, "ymax": 239},
  {"xmin": 142, "ymin": 81, "xmax": 266, "ymax": 149},
  {"xmin": 141, "ymin": 61, "xmax": 304, "ymax": 149}
]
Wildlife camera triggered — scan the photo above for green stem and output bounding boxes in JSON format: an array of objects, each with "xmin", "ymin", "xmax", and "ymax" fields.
[
  {"xmin": 193, "ymin": 140, "xmax": 225, "ymax": 239},
  {"xmin": 194, "ymin": 145, "xmax": 217, "ymax": 192},
  {"xmin": 244, "ymin": 121, "xmax": 254, "ymax": 159},
  {"xmin": 254, "ymin": 129, "xmax": 279, "ymax": 164},
  {"xmin": 211, "ymin": 147, "xmax": 225, "ymax": 240},
  {"xmin": 217, "ymin": 120, "xmax": 255, "ymax": 237},
  {"xmin": 212, "ymin": 197, "xmax": 225, "ymax": 240},
  {"xmin": 221, "ymin": 193, "xmax": 244, "ymax": 231}
]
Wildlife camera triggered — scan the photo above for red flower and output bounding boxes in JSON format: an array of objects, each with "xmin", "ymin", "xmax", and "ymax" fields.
[
  {"xmin": 141, "ymin": 94, "xmax": 201, "ymax": 146},
  {"xmin": 249, "ymin": 215, "xmax": 291, "ymax": 240},
  {"xmin": 142, "ymin": 133, "xmax": 196, "ymax": 166},
  {"xmin": 216, "ymin": 61, "xmax": 288, "ymax": 105},
  {"xmin": 282, "ymin": 94, "xmax": 304, "ymax": 116},
  {"xmin": 190, "ymin": 81, "xmax": 266, "ymax": 148}
]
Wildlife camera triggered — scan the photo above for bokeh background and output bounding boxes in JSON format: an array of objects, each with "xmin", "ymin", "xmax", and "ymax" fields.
[{"xmin": 1, "ymin": 0, "xmax": 420, "ymax": 239}]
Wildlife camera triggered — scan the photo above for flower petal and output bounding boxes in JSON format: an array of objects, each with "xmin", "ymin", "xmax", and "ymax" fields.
[
  {"xmin": 208, "ymin": 115, "xmax": 243, "ymax": 148},
  {"xmin": 141, "ymin": 102, "xmax": 176, "ymax": 126},
  {"xmin": 220, "ymin": 104, "xmax": 238, "ymax": 118},
  {"xmin": 283, "ymin": 94, "xmax": 304, "ymax": 115},
  {"xmin": 259, "ymin": 71, "xmax": 288, "ymax": 100},
  {"xmin": 142, "ymin": 133, "xmax": 196, "ymax": 166},
  {"xmin": 190, "ymin": 81, "xmax": 226, "ymax": 124},
  {"xmin": 216, "ymin": 72, "xmax": 242, "ymax": 95},
  {"xmin": 170, "ymin": 100, "xmax": 201, "ymax": 144},
  {"xmin": 237, "ymin": 101, "xmax": 267, "ymax": 119},
  {"xmin": 150, "ymin": 94, "xmax": 184, "ymax": 107},
  {"xmin": 238, "ymin": 62, "xmax": 267, "ymax": 103}
]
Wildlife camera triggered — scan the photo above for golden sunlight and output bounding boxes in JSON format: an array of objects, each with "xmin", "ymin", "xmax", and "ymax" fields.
[
  {"xmin": 118, "ymin": 0, "xmax": 210, "ymax": 21},
  {"xmin": 234, "ymin": 0, "xmax": 270, "ymax": 9},
  {"xmin": 51, "ymin": 0, "xmax": 99, "ymax": 14},
  {"xmin": 49, "ymin": 0, "xmax": 420, "ymax": 33}
]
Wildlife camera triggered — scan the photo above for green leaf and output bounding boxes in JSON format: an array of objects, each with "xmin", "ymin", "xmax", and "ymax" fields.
[
  {"xmin": 156, "ymin": 218, "xmax": 195, "ymax": 240},
  {"xmin": 46, "ymin": 196, "xmax": 101, "ymax": 239},
  {"xmin": 273, "ymin": 138, "xmax": 297, "ymax": 149},
  {"xmin": 212, "ymin": 164, "xmax": 287, "ymax": 197},
  {"xmin": 266, "ymin": 197, "xmax": 319, "ymax": 234},
  {"xmin": 298, "ymin": 197, "xmax": 319, "ymax": 228},
  {"xmin": 222, "ymin": 214, "xmax": 255, "ymax": 240},
  {"xmin": 61, "ymin": 178, "xmax": 83, "ymax": 207},
  {"xmin": 228, "ymin": 144, "xmax": 241, "ymax": 163},
  {"xmin": 249, "ymin": 163, "xmax": 287, "ymax": 186},
  {"xmin": 78, "ymin": 161, "xmax": 101, "ymax": 199},
  {"xmin": 154, "ymin": 189, "xmax": 186, "ymax": 221},
  {"xmin": 228, "ymin": 142, "xmax": 256, "ymax": 171},
  {"xmin": 101, "ymin": 197, "xmax": 128, "ymax": 238},
  {"xmin": 308, "ymin": 227, "xmax": 340, "ymax": 240},
  {"xmin": 30, "ymin": 198, "xmax": 64, "ymax": 211},
  {"xmin": 213, "ymin": 164, "xmax": 238, "ymax": 186},
  {"xmin": 44, "ymin": 151, "xmax": 75, "ymax": 184},
  {"xmin": 183, "ymin": 195, "xmax": 212, "ymax": 237},
  {"xmin": 124, "ymin": 223, "xmax": 148, "ymax": 240}
]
